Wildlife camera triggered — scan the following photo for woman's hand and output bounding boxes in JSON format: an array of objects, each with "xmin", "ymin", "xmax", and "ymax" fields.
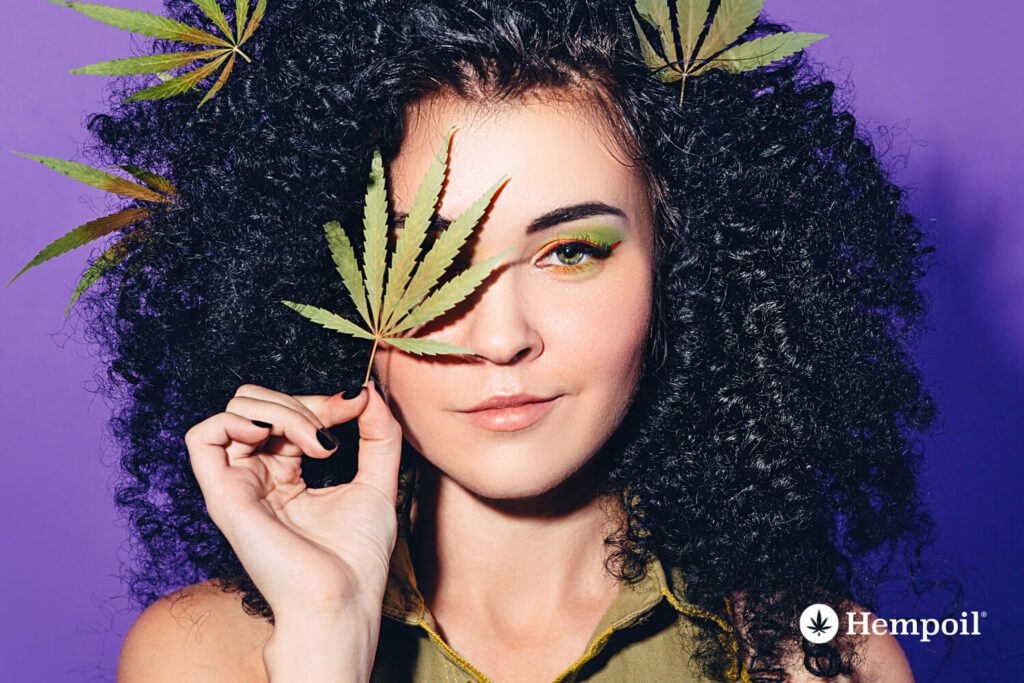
[{"xmin": 184, "ymin": 380, "xmax": 402, "ymax": 622}]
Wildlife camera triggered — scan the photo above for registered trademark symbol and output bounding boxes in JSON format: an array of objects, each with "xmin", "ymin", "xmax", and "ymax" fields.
[{"xmin": 981, "ymin": 611, "xmax": 987, "ymax": 618}]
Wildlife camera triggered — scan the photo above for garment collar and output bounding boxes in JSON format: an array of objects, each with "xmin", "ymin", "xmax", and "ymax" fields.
[
  {"xmin": 382, "ymin": 526, "xmax": 692, "ymax": 631},
  {"xmin": 380, "ymin": 527, "xmax": 750, "ymax": 682}
]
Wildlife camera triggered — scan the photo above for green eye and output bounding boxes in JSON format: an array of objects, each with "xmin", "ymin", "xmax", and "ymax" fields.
[
  {"xmin": 554, "ymin": 243, "xmax": 586, "ymax": 265},
  {"xmin": 535, "ymin": 237, "xmax": 619, "ymax": 271}
]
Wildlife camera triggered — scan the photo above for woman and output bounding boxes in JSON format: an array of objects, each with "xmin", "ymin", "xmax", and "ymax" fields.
[{"xmin": 67, "ymin": 0, "xmax": 934, "ymax": 680}]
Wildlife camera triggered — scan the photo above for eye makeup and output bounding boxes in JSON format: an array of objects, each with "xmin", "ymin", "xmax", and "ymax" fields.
[{"xmin": 533, "ymin": 225, "xmax": 625, "ymax": 276}]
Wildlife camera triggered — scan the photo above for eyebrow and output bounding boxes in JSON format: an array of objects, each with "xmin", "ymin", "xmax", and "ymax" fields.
[{"xmin": 393, "ymin": 201, "xmax": 627, "ymax": 235}]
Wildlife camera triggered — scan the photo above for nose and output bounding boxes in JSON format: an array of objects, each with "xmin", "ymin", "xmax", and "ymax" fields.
[{"xmin": 457, "ymin": 267, "xmax": 542, "ymax": 365}]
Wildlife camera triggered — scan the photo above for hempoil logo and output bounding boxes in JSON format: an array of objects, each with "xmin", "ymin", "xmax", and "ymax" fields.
[{"xmin": 800, "ymin": 604, "xmax": 985, "ymax": 644}]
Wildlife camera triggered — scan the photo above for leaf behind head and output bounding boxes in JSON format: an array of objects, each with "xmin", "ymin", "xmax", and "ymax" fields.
[
  {"xmin": 14, "ymin": 153, "xmax": 170, "ymax": 203},
  {"xmin": 197, "ymin": 52, "xmax": 237, "ymax": 107},
  {"xmin": 238, "ymin": 0, "xmax": 267, "ymax": 45},
  {"xmin": 65, "ymin": 231, "xmax": 142, "ymax": 316},
  {"xmin": 706, "ymin": 31, "xmax": 828, "ymax": 74},
  {"xmin": 193, "ymin": 0, "xmax": 235, "ymax": 42},
  {"xmin": 696, "ymin": 0, "xmax": 764, "ymax": 64},
  {"xmin": 675, "ymin": 0, "xmax": 712, "ymax": 64},
  {"xmin": 124, "ymin": 52, "xmax": 230, "ymax": 102},
  {"xmin": 6, "ymin": 207, "xmax": 151, "ymax": 287},
  {"xmin": 48, "ymin": 1, "xmax": 233, "ymax": 48},
  {"xmin": 634, "ymin": 0, "xmax": 676, "ymax": 64},
  {"xmin": 631, "ymin": 12, "xmax": 670, "ymax": 74},
  {"xmin": 235, "ymin": 0, "xmax": 250, "ymax": 40},
  {"xmin": 117, "ymin": 165, "xmax": 178, "ymax": 197},
  {"xmin": 69, "ymin": 48, "xmax": 230, "ymax": 76}
]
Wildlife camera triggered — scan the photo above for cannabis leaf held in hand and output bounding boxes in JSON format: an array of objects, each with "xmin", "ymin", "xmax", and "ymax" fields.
[
  {"xmin": 282, "ymin": 128, "xmax": 512, "ymax": 386},
  {"xmin": 6, "ymin": 153, "xmax": 179, "ymax": 316},
  {"xmin": 631, "ymin": 0, "xmax": 827, "ymax": 105},
  {"xmin": 50, "ymin": 0, "xmax": 266, "ymax": 108}
]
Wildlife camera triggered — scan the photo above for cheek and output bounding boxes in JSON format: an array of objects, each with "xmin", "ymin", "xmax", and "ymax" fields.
[
  {"xmin": 373, "ymin": 347, "xmax": 435, "ymax": 402},
  {"xmin": 371, "ymin": 348, "xmax": 445, "ymax": 452},
  {"xmin": 543, "ymin": 266, "xmax": 652, "ymax": 384}
]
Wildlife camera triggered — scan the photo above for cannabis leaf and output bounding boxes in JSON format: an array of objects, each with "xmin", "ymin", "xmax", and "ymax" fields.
[
  {"xmin": 631, "ymin": 0, "xmax": 827, "ymax": 104},
  {"xmin": 282, "ymin": 128, "xmax": 512, "ymax": 386},
  {"xmin": 808, "ymin": 609, "xmax": 833, "ymax": 636},
  {"xmin": 50, "ymin": 0, "xmax": 267, "ymax": 108},
  {"xmin": 6, "ymin": 152, "xmax": 179, "ymax": 317}
]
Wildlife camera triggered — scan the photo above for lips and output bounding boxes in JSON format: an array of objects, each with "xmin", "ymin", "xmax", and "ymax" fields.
[
  {"xmin": 456, "ymin": 393, "xmax": 560, "ymax": 432},
  {"xmin": 462, "ymin": 393, "xmax": 552, "ymax": 412}
]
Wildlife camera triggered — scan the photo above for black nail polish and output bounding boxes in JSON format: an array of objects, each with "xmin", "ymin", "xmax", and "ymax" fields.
[
  {"xmin": 252, "ymin": 419, "xmax": 272, "ymax": 428},
  {"xmin": 341, "ymin": 385, "xmax": 364, "ymax": 400},
  {"xmin": 316, "ymin": 427, "xmax": 340, "ymax": 451}
]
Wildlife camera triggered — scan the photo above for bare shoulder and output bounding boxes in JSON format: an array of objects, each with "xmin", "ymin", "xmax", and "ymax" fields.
[
  {"xmin": 847, "ymin": 609, "xmax": 914, "ymax": 683},
  {"xmin": 117, "ymin": 579, "xmax": 274, "ymax": 682}
]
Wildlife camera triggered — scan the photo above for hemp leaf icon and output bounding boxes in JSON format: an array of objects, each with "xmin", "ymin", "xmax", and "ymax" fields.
[
  {"xmin": 282, "ymin": 127, "xmax": 512, "ymax": 386},
  {"xmin": 808, "ymin": 609, "xmax": 833, "ymax": 637}
]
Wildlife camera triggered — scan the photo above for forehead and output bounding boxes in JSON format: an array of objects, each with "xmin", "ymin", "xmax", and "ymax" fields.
[{"xmin": 388, "ymin": 92, "xmax": 650, "ymax": 229}]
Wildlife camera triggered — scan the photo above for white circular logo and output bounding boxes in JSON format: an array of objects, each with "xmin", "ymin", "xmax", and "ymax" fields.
[{"xmin": 800, "ymin": 603, "xmax": 840, "ymax": 643}]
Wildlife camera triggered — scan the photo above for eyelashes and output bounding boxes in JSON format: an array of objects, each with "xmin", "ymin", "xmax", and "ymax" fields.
[
  {"xmin": 392, "ymin": 221, "xmax": 624, "ymax": 277},
  {"xmin": 533, "ymin": 232, "xmax": 623, "ymax": 274}
]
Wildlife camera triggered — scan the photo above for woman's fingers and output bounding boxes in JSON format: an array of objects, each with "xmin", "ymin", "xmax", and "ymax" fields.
[
  {"xmin": 297, "ymin": 382, "xmax": 402, "ymax": 503},
  {"xmin": 189, "ymin": 382, "xmax": 401, "ymax": 507},
  {"xmin": 260, "ymin": 435, "xmax": 305, "ymax": 457},
  {"xmin": 221, "ymin": 395, "xmax": 341, "ymax": 461},
  {"xmin": 185, "ymin": 411, "xmax": 272, "ymax": 484},
  {"xmin": 233, "ymin": 383, "xmax": 327, "ymax": 430}
]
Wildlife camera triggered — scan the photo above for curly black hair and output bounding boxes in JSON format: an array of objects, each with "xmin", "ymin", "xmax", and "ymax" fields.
[{"xmin": 75, "ymin": 0, "xmax": 940, "ymax": 680}]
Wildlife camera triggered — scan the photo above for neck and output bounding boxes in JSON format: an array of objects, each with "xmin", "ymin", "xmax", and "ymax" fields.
[{"xmin": 408, "ymin": 457, "xmax": 625, "ymax": 625}]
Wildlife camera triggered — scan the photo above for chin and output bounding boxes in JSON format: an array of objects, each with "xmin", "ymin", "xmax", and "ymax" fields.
[
  {"xmin": 399, "ymin": 397, "xmax": 620, "ymax": 504},
  {"xmin": 465, "ymin": 472, "xmax": 573, "ymax": 502},
  {"xmin": 419, "ymin": 439, "xmax": 598, "ymax": 503}
]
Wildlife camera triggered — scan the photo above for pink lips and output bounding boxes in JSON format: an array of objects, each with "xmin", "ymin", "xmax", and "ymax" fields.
[{"xmin": 456, "ymin": 393, "xmax": 560, "ymax": 432}]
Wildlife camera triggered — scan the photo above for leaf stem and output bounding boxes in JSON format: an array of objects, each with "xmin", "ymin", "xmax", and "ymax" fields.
[
  {"xmin": 363, "ymin": 337, "xmax": 380, "ymax": 386},
  {"xmin": 233, "ymin": 45, "xmax": 252, "ymax": 63}
]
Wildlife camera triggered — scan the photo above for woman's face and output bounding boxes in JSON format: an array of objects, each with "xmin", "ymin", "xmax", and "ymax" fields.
[{"xmin": 375, "ymin": 91, "xmax": 654, "ymax": 500}]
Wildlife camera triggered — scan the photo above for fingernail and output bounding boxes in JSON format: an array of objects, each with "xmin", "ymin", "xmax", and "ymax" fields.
[
  {"xmin": 341, "ymin": 385, "xmax": 364, "ymax": 400},
  {"xmin": 316, "ymin": 427, "xmax": 340, "ymax": 451},
  {"xmin": 252, "ymin": 419, "xmax": 272, "ymax": 428}
]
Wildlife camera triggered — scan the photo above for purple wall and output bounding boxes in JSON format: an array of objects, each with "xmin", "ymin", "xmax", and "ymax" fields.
[{"xmin": 1, "ymin": 1, "xmax": 1020, "ymax": 680}]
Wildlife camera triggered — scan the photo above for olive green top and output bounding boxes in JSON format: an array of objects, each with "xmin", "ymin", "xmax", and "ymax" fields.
[{"xmin": 369, "ymin": 529, "xmax": 750, "ymax": 682}]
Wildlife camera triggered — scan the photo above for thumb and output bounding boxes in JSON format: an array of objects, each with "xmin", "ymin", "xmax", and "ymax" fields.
[{"xmin": 352, "ymin": 380, "xmax": 403, "ymax": 504}]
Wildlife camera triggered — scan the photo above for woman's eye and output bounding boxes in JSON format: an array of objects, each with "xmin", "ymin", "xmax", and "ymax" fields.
[
  {"xmin": 535, "ymin": 240, "xmax": 614, "ymax": 270},
  {"xmin": 552, "ymin": 243, "xmax": 588, "ymax": 265}
]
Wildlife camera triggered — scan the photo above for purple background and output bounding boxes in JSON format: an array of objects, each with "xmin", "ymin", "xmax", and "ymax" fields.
[{"xmin": 1, "ymin": 1, "xmax": 1020, "ymax": 680}]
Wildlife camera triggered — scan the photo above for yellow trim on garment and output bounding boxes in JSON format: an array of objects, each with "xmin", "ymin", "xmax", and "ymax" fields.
[
  {"xmin": 661, "ymin": 588, "xmax": 752, "ymax": 683},
  {"xmin": 385, "ymin": 526, "xmax": 753, "ymax": 682},
  {"xmin": 417, "ymin": 618, "xmax": 492, "ymax": 682},
  {"xmin": 552, "ymin": 621, "xmax": 617, "ymax": 682}
]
